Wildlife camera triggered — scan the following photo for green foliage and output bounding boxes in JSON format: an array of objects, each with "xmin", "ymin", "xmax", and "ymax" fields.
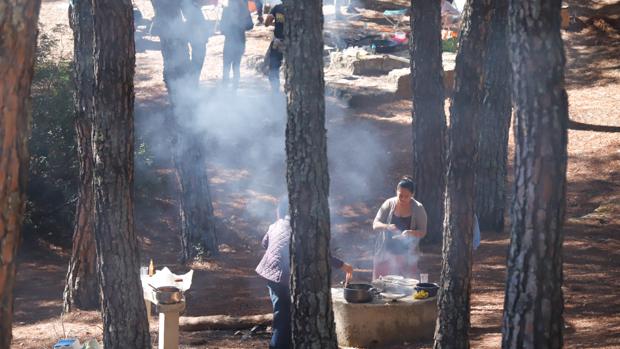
[
  {"xmin": 24, "ymin": 28, "xmax": 78, "ymax": 246},
  {"xmin": 442, "ymin": 37, "xmax": 458, "ymax": 53},
  {"xmin": 25, "ymin": 25, "xmax": 160, "ymax": 246}
]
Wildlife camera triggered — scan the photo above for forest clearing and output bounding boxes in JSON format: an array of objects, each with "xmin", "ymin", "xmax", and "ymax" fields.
[{"xmin": 1, "ymin": 0, "xmax": 619, "ymax": 348}]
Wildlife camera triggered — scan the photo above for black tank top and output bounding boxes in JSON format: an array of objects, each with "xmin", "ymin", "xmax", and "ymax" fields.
[{"xmin": 392, "ymin": 215, "xmax": 411, "ymax": 232}]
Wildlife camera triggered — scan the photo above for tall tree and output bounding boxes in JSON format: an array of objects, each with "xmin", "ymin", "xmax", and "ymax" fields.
[
  {"xmin": 410, "ymin": 0, "xmax": 447, "ymax": 245},
  {"xmin": 475, "ymin": 0, "xmax": 512, "ymax": 233},
  {"xmin": 283, "ymin": 0, "xmax": 338, "ymax": 347},
  {"xmin": 151, "ymin": 0, "xmax": 218, "ymax": 261},
  {"xmin": 63, "ymin": 0, "xmax": 99, "ymax": 312},
  {"xmin": 433, "ymin": 0, "xmax": 492, "ymax": 347},
  {"xmin": 0, "ymin": 1, "xmax": 41, "ymax": 348},
  {"xmin": 175, "ymin": 134, "xmax": 218, "ymax": 262},
  {"xmin": 91, "ymin": 0, "xmax": 150, "ymax": 347},
  {"xmin": 502, "ymin": 0, "xmax": 568, "ymax": 347}
]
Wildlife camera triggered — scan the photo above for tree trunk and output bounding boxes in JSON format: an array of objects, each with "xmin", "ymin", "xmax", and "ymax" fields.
[
  {"xmin": 152, "ymin": 0, "xmax": 219, "ymax": 261},
  {"xmin": 410, "ymin": 0, "xmax": 447, "ymax": 245},
  {"xmin": 501, "ymin": 0, "xmax": 568, "ymax": 347},
  {"xmin": 176, "ymin": 135, "xmax": 218, "ymax": 262},
  {"xmin": 433, "ymin": 0, "xmax": 492, "ymax": 348},
  {"xmin": 0, "ymin": 2, "xmax": 41, "ymax": 348},
  {"xmin": 475, "ymin": 0, "xmax": 512, "ymax": 233},
  {"xmin": 63, "ymin": 0, "xmax": 99, "ymax": 312},
  {"xmin": 284, "ymin": 0, "xmax": 338, "ymax": 347},
  {"xmin": 91, "ymin": 0, "xmax": 151, "ymax": 347}
]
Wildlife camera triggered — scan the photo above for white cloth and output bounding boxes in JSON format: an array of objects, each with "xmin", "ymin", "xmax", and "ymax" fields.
[{"xmin": 141, "ymin": 267, "xmax": 194, "ymax": 292}]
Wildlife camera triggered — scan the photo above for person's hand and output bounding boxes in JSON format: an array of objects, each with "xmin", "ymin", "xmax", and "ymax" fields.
[
  {"xmin": 341, "ymin": 263, "xmax": 353, "ymax": 285},
  {"xmin": 402, "ymin": 230, "xmax": 425, "ymax": 238},
  {"xmin": 386, "ymin": 224, "xmax": 398, "ymax": 232}
]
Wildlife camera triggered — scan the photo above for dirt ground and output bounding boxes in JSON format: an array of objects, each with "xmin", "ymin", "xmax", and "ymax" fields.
[{"xmin": 11, "ymin": 0, "xmax": 620, "ymax": 348}]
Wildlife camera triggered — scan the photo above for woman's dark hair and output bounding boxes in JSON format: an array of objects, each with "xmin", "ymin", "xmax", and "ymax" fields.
[
  {"xmin": 277, "ymin": 196, "xmax": 289, "ymax": 219},
  {"xmin": 397, "ymin": 176, "xmax": 415, "ymax": 193}
]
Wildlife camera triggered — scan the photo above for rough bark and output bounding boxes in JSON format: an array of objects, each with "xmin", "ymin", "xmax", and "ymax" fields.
[
  {"xmin": 176, "ymin": 135, "xmax": 218, "ymax": 262},
  {"xmin": 475, "ymin": 0, "xmax": 512, "ymax": 233},
  {"xmin": 152, "ymin": 0, "xmax": 219, "ymax": 261},
  {"xmin": 410, "ymin": 0, "xmax": 447, "ymax": 245},
  {"xmin": 433, "ymin": 0, "xmax": 492, "ymax": 348},
  {"xmin": 283, "ymin": 0, "xmax": 338, "ymax": 347},
  {"xmin": 0, "ymin": 1, "xmax": 41, "ymax": 348},
  {"xmin": 63, "ymin": 0, "xmax": 99, "ymax": 312},
  {"xmin": 501, "ymin": 0, "xmax": 568, "ymax": 347},
  {"xmin": 91, "ymin": 0, "xmax": 151, "ymax": 347}
]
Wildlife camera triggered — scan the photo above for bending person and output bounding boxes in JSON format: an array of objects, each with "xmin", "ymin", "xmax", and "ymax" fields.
[
  {"xmin": 372, "ymin": 176, "xmax": 427, "ymax": 280},
  {"xmin": 256, "ymin": 197, "xmax": 353, "ymax": 349}
]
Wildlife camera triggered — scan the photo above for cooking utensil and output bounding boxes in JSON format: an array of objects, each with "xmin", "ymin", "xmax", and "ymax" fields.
[
  {"xmin": 343, "ymin": 283, "xmax": 378, "ymax": 303},
  {"xmin": 380, "ymin": 292, "xmax": 407, "ymax": 301},
  {"xmin": 370, "ymin": 39, "xmax": 403, "ymax": 53},
  {"xmin": 155, "ymin": 286, "xmax": 183, "ymax": 304},
  {"xmin": 414, "ymin": 282, "xmax": 439, "ymax": 298}
]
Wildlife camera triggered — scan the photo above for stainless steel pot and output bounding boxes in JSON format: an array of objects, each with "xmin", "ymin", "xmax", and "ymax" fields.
[
  {"xmin": 343, "ymin": 283, "xmax": 378, "ymax": 303},
  {"xmin": 155, "ymin": 286, "xmax": 183, "ymax": 304}
]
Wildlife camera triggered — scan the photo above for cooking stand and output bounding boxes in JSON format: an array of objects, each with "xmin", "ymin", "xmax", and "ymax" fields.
[{"xmin": 144, "ymin": 287, "xmax": 185, "ymax": 349}]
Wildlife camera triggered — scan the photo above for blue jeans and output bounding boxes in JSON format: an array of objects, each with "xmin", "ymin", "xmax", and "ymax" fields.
[{"xmin": 268, "ymin": 281, "xmax": 291, "ymax": 349}]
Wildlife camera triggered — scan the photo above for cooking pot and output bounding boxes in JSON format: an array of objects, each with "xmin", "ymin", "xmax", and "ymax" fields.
[
  {"xmin": 414, "ymin": 282, "xmax": 439, "ymax": 298},
  {"xmin": 370, "ymin": 39, "xmax": 403, "ymax": 53},
  {"xmin": 155, "ymin": 286, "xmax": 183, "ymax": 304},
  {"xmin": 343, "ymin": 283, "xmax": 378, "ymax": 303}
]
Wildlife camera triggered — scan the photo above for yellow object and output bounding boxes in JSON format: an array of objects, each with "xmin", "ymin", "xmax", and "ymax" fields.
[
  {"xmin": 149, "ymin": 258, "xmax": 155, "ymax": 276},
  {"xmin": 413, "ymin": 290, "xmax": 429, "ymax": 299}
]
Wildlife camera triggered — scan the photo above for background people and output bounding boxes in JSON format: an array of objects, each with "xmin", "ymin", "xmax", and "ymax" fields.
[
  {"xmin": 264, "ymin": 3, "xmax": 285, "ymax": 91},
  {"xmin": 220, "ymin": 0, "xmax": 254, "ymax": 88}
]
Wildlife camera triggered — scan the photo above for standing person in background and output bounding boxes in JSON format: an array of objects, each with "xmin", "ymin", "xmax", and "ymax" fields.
[
  {"xmin": 220, "ymin": 0, "xmax": 253, "ymax": 89},
  {"xmin": 254, "ymin": 0, "xmax": 264, "ymax": 24},
  {"xmin": 181, "ymin": 0, "xmax": 212, "ymax": 82},
  {"xmin": 264, "ymin": 3, "xmax": 284, "ymax": 91},
  {"xmin": 256, "ymin": 197, "xmax": 353, "ymax": 349}
]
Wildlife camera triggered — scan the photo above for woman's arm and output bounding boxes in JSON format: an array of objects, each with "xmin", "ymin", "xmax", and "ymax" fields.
[
  {"xmin": 331, "ymin": 256, "xmax": 353, "ymax": 284},
  {"xmin": 372, "ymin": 199, "xmax": 397, "ymax": 232},
  {"xmin": 261, "ymin": 233, "xmax": 269, "ymax": 249},
  {"xmin": 402, "ymin": 204, "xmax": 428, "ymax": 238},
  {"xmin": 373, "ymin": 219, "xmax": 397, "ymax": 232}
]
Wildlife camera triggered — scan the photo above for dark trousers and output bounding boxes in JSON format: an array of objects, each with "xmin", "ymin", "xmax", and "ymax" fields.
[
  {"xmin": 268, "ymin": 43, "xmax": 283, "ymax": 91},
  {"xmin": 255, "ymin": 0, "xmax": 263, "ymax": 17},
  {"xmin": 189, "ymin": 40, "xmax": 207, "ymax": 83},
  {"xmin": 223, "ymin": 38, "xmax": 245, "ymax": 88},
  {"xmin": 267, "ymin": 281, "xmax": 291, "ymax": 349}
]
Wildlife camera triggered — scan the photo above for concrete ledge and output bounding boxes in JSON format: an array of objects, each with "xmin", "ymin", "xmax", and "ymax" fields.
[{"xmin": 332, "ymin": 288, "xmax": 437, "ymax": 348}]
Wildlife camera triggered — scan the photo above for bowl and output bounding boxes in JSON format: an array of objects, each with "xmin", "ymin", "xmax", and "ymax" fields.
[
  {"xmin": 414, "ymin": 282, "xmax": 439, "ymax": 298},
  {"xmin": 155, "ymin": 286, "xmax": 183, "ymax": 304}
]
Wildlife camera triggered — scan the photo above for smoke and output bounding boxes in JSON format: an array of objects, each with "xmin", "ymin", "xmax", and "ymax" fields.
[{"xmin": 136, "ymin": 1, "xmax": 396, "ymax": 252}]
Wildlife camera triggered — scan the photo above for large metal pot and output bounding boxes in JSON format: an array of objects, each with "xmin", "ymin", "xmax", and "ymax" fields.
[
  {"xmin": 343, "ymin": 283, "xmax": 377, "ymax": 303},
  {"xmin": 155, "ymin": 286, "xmax": 183, "ymax": 304}
]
